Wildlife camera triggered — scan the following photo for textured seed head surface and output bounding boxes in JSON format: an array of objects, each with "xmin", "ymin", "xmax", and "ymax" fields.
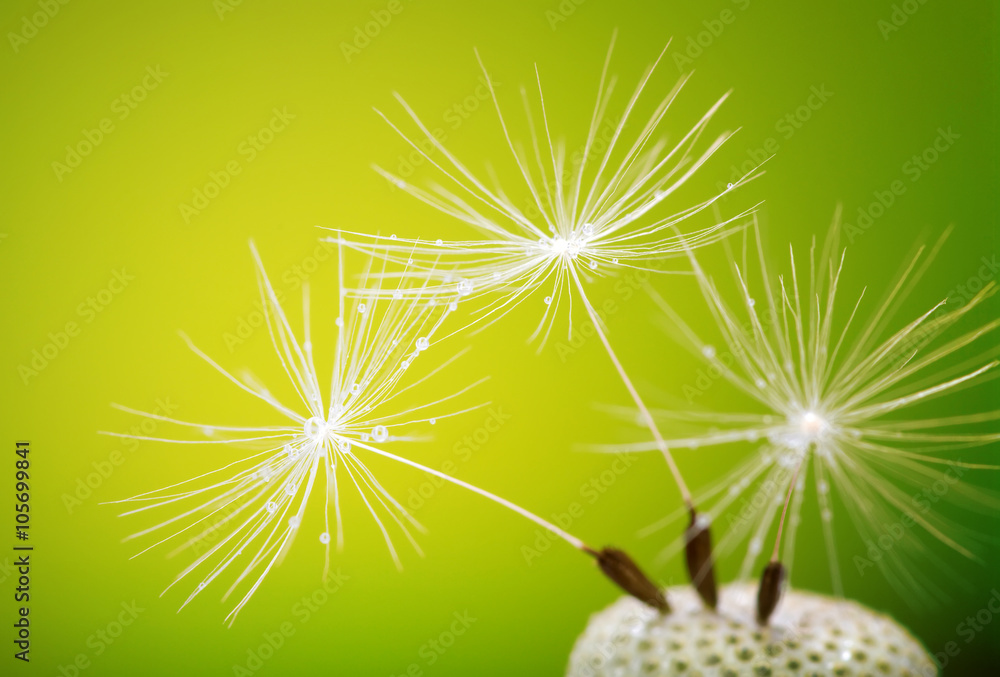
[{"xmin": 567, "ymin": 584, "xmax": 936, "ymax": 677}]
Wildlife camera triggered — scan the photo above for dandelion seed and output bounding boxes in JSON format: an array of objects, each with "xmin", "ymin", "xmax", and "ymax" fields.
[
  {"xmin": 330, "ymin": 32, "xmax": 761, "ymax": 606},
  {"xmin": 103, "ymin": 241, "xmax": 611, "ymax": 623},
  {"xmin": 331, "ymin": 32, "xmax": 756, "ymax": 350},
  {"xmin": 626, "ymin": 217, "xmax": 1000, "ymax": 608}
]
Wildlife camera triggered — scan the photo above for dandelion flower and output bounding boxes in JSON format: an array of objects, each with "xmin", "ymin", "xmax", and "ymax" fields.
[{"xmin": 618, "ymin": 217, "xmax": 999, "ymax": 618}]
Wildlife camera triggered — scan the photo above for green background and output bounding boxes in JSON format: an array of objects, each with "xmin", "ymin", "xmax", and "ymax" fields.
[{"xmin": 1, "ymin": 0, "xmax": 998, "ymax": 675}]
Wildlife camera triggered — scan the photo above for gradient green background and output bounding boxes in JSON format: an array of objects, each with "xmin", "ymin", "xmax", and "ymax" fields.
[{"xmin": 1, "ymin": 0, "xmax": 998, "ymax": 674}]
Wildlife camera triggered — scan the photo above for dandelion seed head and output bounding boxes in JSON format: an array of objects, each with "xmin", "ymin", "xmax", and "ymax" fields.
[{"xmin": 569, "ymin": 585, "xmax": 936, "ymax": 677}]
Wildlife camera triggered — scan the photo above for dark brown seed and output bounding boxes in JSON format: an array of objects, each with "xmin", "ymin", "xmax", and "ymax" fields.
[
  {"xmin": 590, "ymin": 547, "xmax": 670, "ymax": 613},
  {"xmin": 684, "ymin": 508, "xmax": 718, "ymax": 609},
  {"xmin": 756, "ymin": 561, "xmax": 786, "ymax": 625}
]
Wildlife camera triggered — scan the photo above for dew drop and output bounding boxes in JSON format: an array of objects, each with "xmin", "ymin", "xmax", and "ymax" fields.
[
  {"xmin": 407, "ymin": 258, "xmax": 413, "ymax": 265},
  {"xmin": 401, "ymin": 360, "xmax": 410, "ymax": 369},
  {"xmin": 581, "ymin": 223, "xmax": 594, "ymax": 236},
  {"xmin": 389, "ymin": 234, "xmax": 397, "ymax": 240},
  {"xmin": 372, "ymin": 425, "xmax": 389, "ymax": 442},
  {"xmin": 612, "ymin": 258, "xmax": 619, "ymax": 264},
  {"xmin": 448, "ymin": 301, "xmax": 458, "ymax": 311},
  {"xmin": 351, "ymin": 383, "xmax": 360, "ymax": 395},
  {"xmin": 457, "ymin": 279, "xmax": 473, "ymax": 296},
  {"xmin": 335, "ymin": 317, "xmax": 344, "ymax": 327},
  {"xmin": 435, "ymin": 239, "xmax": 443, "ymax": 246},
  {"xmin": 749, "ymin": 537, "xmax": 763, "ymax": 554},
  {"xmin": 358, "ymin": 303, "xmax": 367, "ymax": 314},
  {"xmin": 319, "ymin": 532, "xmax": 331, "ymax": 544},
  {"xmin": 727, "ymin": 182, "xmax": 734, "ymax": 190},
  {"xmin": 821, "ymin": 509, "xmax": 833, "ymax": 522},
  {"xmin": 429, "ymin": 418, "xmax": 436, "ymax": 425},
  {"xmin": 755, "ymin": 378, "xmax": 767, "ymax": 389},
  {"xmin": 304, "ymin": 416, "xmax": 329, "ymax": 441},
  {"xmin": 202, "ymin": 426, "xmax": 214, "ymax": 436},
  {"xmin": 284, "ymin": 483, "xmax": 295, "ymax": 496},
  {"xmin": 702, "ymin": 345, "xmax": 717, "ymax": 359},
  {"xmin": 818, "ymin": 481, "xmax": 829, "ymax": 495},
  {"xmin": 393, "ymin": 290, "xmax": 402, "ymax": 300},
  {"xmin": 288, "ymin": 516, "xmax": 300, "ymax": 528},
  {"xmin": 416, "ymin": 336, "xmax": 429, "ymax": 351},
  {"xmin": 266, "ymin": 502, "xmax": 277, "ymax": 514},
  {"xmin": 337, "ymin": 439, "xmax": 351, "ymax": 453},
  {"xmin": 544, "ymin": 296, "xmax": 552, "ymax": 305},
  {"xmin": 361, "ymin": 433, "xmax": 370, "ymax": 442},
  {"xmin": 589, "ymin": 260, "xmax": 597, "ymax": 269},
  {"xmin": 748, "ymin": 298, "xmax": 756, "ymax": 308}
]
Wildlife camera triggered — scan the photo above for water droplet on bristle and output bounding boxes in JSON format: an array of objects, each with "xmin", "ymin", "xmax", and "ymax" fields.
[
  {"xmin": 416, "ymin": 336, "xmax": 429, "ymax": 351},
  {"xmin": 372, "ymin": 425, "xmax": 389, "ymax": 442},
  {"xmin": 544, "ymin": 296, "xmax": 552, "ymax": 305},
  {"xmin": 319, "ymin": 532, "xmax": 330, "ymax": 544}
]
